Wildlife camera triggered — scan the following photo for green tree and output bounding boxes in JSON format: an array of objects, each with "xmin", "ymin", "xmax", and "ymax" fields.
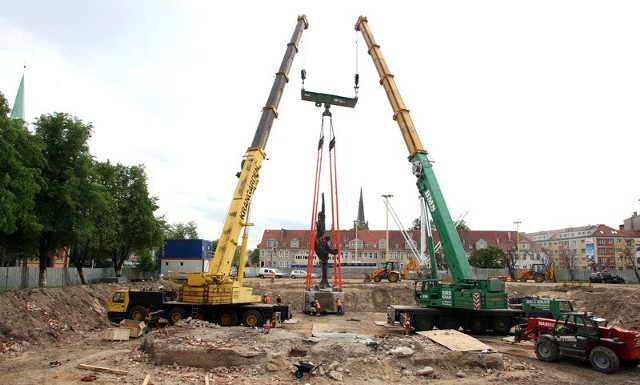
[
  {"xmin": 66, "ymin": 160, "xmax": 119, "ymax": 284},
  {"xmin": 249, "ymin": 248, "xmax": 260, "ymax": 266},
  {"xmin": 469, "ymin": 246, "xmax": 507, "ymax": 268},
  {"xmin": 33, "ymin": 113, "xmax": 94, "ymax": 286},
  {"xmin": 95, "ymin": 162, "xmax": 164, "ymax": 276},
  {"xmin": 0, "ymin": 92, "xmax": 44, "ymax": 266},
  {"xmin": 136, "ymin": 249, "xmax": 157, "ymax": 279},
  {"xmin": 165, "ymin": 221, "xmax": 199, "ymax": 239}
]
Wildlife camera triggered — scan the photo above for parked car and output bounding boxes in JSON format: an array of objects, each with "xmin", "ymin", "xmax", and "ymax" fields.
[
  {"xmin": 589, "ymin": 271, "xmax": 625, "ymax": 284},
  {"xmin": 290, "ymin": 269, "xmax": 318, "ymax": 279},
  {"xmin": 257, "ymin": 268, "xmax": 284, "ymax": 279}
]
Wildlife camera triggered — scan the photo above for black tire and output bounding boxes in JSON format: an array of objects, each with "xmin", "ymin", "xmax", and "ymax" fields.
[
  {"xmin": 438, "ymin": 315, "xmax": 460, "ymax": 330},
  {"xmin": 491, "ymin": 316, "xmax": 513, "ymax": 336},
  {"xmin": 291, "ymin": 275, "xmax": 296, "ymax": 279},
  {"xmin": 413, "ymin": 315, "xmax": 435, "ymax": 331},
  {"xmin": 217, "ymin": 309, "xmax": 239, "ymax": 327},
  {"xmin": 373, "ymin": 275, "xmax": 382, "ymax": 282},
  {"xmin": 535, "ymin": 338, "xmax": 560, "ymax": 362},
  {"xmin": 533, "ymin": 274, "xmax": 545, "ymax": 283},
  {"xmin": 242, "ymin": 310, "xmax": 264, "ymax": 327},
  {"xmin": 387, "ymin": 272, "xmax": 400, "ymax": 283},
  {"xmin": 127, "ymin": 305, "xmax": 147, "ymax": 321},
  {"xmin": 469, "ymin": 315, "xmax": 488, "ymax": 334},
  {"xmin": 589, "ymin": 346, "xmax": 620, "ymax": 374},
  {"xmin": 167, "ymin": 307, "xmax": 187, "ymax": 325},
  {"xmin": 294, "ymin": 370, "xmax": 304, "ymax": 379}
]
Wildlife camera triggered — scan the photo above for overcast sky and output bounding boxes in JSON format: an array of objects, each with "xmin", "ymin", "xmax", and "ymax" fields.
[{"xmin": 1, "ymin": 1, "xmax": 639, "ymax": 248}]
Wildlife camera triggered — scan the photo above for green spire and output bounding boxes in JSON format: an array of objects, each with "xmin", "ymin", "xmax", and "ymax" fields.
[{"xmin": 10, "ymin": 72, "xmax": 25, "ymax": 121}]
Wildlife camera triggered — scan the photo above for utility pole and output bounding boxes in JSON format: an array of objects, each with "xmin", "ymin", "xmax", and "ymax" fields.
[
  {"xmin": 514, "ymin": 221, "xmax": 521, "ymax": 266},
  {"xmin": 383, "ymin": 195, "xmax": 394, "ymax": 261}
]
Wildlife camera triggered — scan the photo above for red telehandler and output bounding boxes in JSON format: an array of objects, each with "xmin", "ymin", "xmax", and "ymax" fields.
[{"xmin": 515, "ymin": 312, "xmax": 640, "ymax": 373}]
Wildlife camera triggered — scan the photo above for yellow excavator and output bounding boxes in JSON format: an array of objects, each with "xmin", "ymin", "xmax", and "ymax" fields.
[
  {"xmin": 364, "ymin": 259, "xmax": 423, "ymax": 283},
  {"xmin": 516, "ymin": 263, "xmax": 557, "ymax": 283}
]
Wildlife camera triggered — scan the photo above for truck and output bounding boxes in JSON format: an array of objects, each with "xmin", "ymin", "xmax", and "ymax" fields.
[
  {"xmin": 515, "ymin": 312, "xmax": 640, "ymax": 373},
  {"xmin": 106, "ymin": 15, "xmax": 309, "ymax": 328},
  {"xmin": 354, "ymin": 16, "xmax": 569, "ymax": 335}
]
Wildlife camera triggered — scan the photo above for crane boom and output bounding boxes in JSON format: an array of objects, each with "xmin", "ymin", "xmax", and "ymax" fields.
[
  {"xmin": 187, "ymin": 15, "xmax": 308, "ymax": 291},
  {"xmin": 354, "ymin": 16, "xmax": 473, "ymax": 281}
]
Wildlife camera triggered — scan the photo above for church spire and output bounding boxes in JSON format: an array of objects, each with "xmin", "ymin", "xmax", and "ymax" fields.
[
  {"xmin": 10, "ymin": 67, "xmax": 25, "ymax": 121},
  {"xmin": 356, "ymin": 187, "xmax": 369, "ymax": 230}
]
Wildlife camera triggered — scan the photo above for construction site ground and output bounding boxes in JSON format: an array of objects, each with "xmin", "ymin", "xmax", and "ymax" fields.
[{"xmin": 1, "ymin": 278, "xmax": 639, "ymax": 385}]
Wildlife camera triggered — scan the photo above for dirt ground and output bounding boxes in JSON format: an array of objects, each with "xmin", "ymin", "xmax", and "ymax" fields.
[{"xmin": 1, "ymin": 278, "xmax": 639, "ymax": 385}]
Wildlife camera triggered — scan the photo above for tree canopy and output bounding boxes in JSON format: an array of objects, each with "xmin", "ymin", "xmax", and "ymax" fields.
[
  {"xmin": 1, "ymin": 89, "xmax": 168, "ymax": 285},
  {"xmin": 468, "ymin": 246, "xmax": 507, "ymax": 268}
]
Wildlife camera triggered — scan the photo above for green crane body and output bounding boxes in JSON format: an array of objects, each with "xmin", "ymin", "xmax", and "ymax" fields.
[{"xmin": 356, "ymin": 15, "xmax": 509, "ymax": 312}]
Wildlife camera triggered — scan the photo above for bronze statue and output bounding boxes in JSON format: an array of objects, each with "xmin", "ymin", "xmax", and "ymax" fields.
[{"xmin": 314, "ymin": 193, "xmax": 337, "ymax": 289}]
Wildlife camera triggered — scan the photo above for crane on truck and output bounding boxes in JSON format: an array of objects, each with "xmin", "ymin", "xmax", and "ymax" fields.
[
  {"xmin": 355, "ymin": 15, "xmax": 555, "ymax": 335},
  {"xmin": 107, "ymin": 15, "xmax": 309, "ymax": 328}
]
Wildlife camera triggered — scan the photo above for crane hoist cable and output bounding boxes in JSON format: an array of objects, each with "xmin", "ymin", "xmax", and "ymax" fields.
[
  {"xmin": 304, "ymin": 109, "xmax": 342, "ymax": 290},
  {"xmin": 300, "ymin": 68, "xmax": 358, "ymax": 291}
]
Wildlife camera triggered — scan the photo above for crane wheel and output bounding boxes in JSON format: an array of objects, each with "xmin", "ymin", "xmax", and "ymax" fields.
[
  {"xmin": 128, "ymin": 305, "xmax": 147, "ymax": 321},
  {"xmin": 387, "ymin": 272, "xmax": 400, "ymax": 283},
  {"xmin": 373, "ymin": 275, "xmax": 382, "ymax": 282},
  {"xmin": 167, "ymin": 307, "xmax": 187, "ymax": 325},
  {"xmin": 438, "ymin": 315, "xmax": 460, "ymax": 330},
  {"xmin": 242, "ymin": 310, "xmax": 264, "ymax": 327},
  {"xmin": 535, "ymin": 338, "xmax": 559, "ymax": 362},
  {"xmin": 589, "ymin": 346, "xmax": 620, "ymax": 374},
  {"xmin": 469, "ymin": 316, "xmax": 488, "ymax": 334},
  {"xmin": 491, "ymin": 316, "xmax": 512, "ymax": 336},
  {"xmin": 413, "ymin": 315, "xmax": 435, "ymax": 331},
  {"xmin": 217, "ymin": 309, "xmax": 239, "ymax": 327}
]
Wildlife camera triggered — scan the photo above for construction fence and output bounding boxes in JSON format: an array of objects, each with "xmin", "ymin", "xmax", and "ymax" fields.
[{"xmin": 1, "ymin": 265, "xmax": 637, "ymax": 291}]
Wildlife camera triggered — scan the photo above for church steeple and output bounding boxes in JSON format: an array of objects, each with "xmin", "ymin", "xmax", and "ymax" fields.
[
  {"xmin": 355, "ymin": 187, "xmax": 369, "ymax": 230},
  {"xmin": 10, "ymin": 68, "xmax": 25, "ymax": 121}
]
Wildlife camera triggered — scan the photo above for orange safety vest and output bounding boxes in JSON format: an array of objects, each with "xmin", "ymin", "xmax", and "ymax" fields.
[
  {"xmin": 265, "ymin": 296, "xmax": 271, "ymax": 304},
  {"xmin": 336, "ymin": 298, "xmax": 342, "ymax": 307}
]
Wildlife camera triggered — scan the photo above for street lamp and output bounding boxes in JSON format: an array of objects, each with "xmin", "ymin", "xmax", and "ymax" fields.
[
  {"xmin": 353, "ymin": 220, "xmax": 358, "ymax": 261},
  {"xmin": 271, "ymin": 245, "xmax": 276, "ymax": 268},
  {"xmin": 514, "ymin": 221, "xmax": 521, "ymax": 265},
  {"xmin": 383, "ymin": 194, "xmax": 394, "ymax": 261}
]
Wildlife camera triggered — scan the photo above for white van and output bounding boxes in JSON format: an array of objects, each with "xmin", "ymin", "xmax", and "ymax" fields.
[{"xmin": 258, "ymin": 268, "xmax": 284, "ymax": 279}]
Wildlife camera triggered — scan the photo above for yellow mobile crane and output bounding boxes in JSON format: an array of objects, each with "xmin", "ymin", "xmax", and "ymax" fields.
[{"xmin": 107, "ymin": 15, "xmax": 309, "ymax": 327}]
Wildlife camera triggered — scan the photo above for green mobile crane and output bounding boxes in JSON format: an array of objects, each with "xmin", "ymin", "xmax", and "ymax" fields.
[{"xmin": 355, "ymin": 16, "xmax": 526, "ymax": 335}]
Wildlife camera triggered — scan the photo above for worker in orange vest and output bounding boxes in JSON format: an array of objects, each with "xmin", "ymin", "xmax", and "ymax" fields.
[
  {"xmin": 336, "ymin": 297, "xmax": 343, "ymax": 316},
  {"xmin": 314, "ymin": 299, "xmax": 321, "ymax": 316}
]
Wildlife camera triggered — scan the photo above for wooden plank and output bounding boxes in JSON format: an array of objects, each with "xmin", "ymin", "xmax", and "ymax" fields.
[
  {"xmin": 205, "ymin": 374, "xmax": 210, "ymax": 385},
  {"xmin": 141, "ymin": 374, "xmax": 151, "ymax": 385},
  {"xmin": 76, "ymin": 364, "xmax": 129, "ymax": 375},
  {"xmin": 416, "ymin": 329, "xmax": 494, "ymax": 352}
]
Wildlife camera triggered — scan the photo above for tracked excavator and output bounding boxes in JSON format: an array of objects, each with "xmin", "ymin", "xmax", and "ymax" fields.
[{"xmin": 107, "ymin": 15, "xmax": 309, "ymax": 328}]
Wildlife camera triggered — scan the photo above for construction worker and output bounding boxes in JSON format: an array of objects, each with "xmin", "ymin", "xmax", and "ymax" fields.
[
  {"xmin": 314, "ymin": 299, "xmax": 322, "ymax": 316},
  {"xmin": 264, "ymin": 294, "xmax": 272, "ymax": 304},
  {"xmin": 276, "ymin": 295, "xmax": 282, "ymax": 304},
  {"xmin": 336, "ymin": 297, "xmax": 343, "ymax": 316},
  {"xmin": 309, "ymin": 301, "xmax": 317, "ymax": 316}
]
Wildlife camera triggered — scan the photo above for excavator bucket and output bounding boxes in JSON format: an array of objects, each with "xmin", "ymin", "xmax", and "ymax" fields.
[{"xmin": 363, "ymin": 273, "xmax": 372, "ymax": 282}]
